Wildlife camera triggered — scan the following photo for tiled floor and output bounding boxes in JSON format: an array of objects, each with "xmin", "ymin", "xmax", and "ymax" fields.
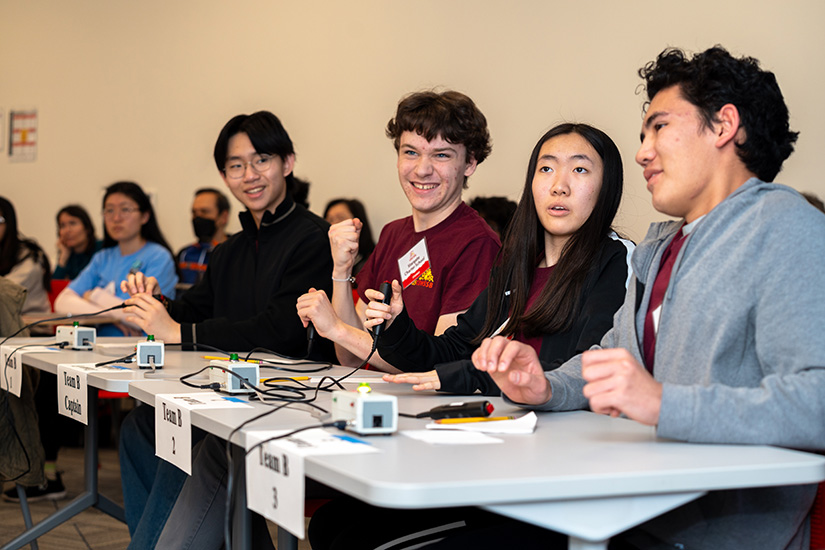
[{"xmin": 1, "ymin": 445, "xmax": 312, "ymax": 549}]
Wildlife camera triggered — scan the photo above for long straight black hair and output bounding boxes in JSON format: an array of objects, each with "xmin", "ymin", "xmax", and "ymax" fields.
[
  {"xmin": 101, "ymin": 181, "xmax": 173, "ymax": 255},
  {"xmin": 473, "ymin": 123, "xmax": 623, "ymax": 343},
  {"xmin": 0, "ymin": 196, "xmax": 51, "ymax": 292}
]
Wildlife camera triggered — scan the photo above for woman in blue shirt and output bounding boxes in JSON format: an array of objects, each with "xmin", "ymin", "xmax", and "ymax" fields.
[{"xmin": 55, "ymin": 181, "xmax": 177, "ymax": 336}]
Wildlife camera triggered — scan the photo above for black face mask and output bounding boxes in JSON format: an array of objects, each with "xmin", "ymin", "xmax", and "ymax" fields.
[{"xmin": 192, "ymin": 217, "xmax": 217, "ymax": 243}]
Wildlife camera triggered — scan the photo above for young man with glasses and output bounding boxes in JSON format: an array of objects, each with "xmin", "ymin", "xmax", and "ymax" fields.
[{"xmin": 117, "ymin": 111, "xmax": 334, "ymax": 549}]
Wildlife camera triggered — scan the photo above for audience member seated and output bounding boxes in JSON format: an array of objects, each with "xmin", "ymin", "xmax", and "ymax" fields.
[
  {"xmin": 54, "ymin": 181, "xmax": 177, "ymax": 336},
  {"xmin": 298, "ymin": 90, "xmax": 501, "ymax": 372},
  {"xmin": 307, "ymin": 122, "xmax": 633, "ymax": 549},
  {"xmin": 469, "ymin": 195, "xmax": 517, "ymax": 239},
  {"xmin": 0, "ymin": 199, "xmax": 55, "ymax": 503},
  {"xmin": 176, "ymin": 188, "xmax": 230, "ymax": 286},
  {"xmin": 53, "ymin": 204, "xmax": 101, "ymax": 280},
  {"xmin": 803, "ymin": 191, "xmax": 825, "ymax": 213},
  {"xmin": 322, "ymin": 198, "xmax": 376, "ymax": 277},
  {"xmin": 0, "ymin": 196, "xmax": 51, "ymax": 316}
]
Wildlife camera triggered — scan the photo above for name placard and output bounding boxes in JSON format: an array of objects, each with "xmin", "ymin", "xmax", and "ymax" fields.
[
  {"xmin": 0, "ymin": 345, "xmax": 23, "ymax": 397},
  {"xmin": 245, "ymin": 428, "xmax": 378, "ymax": 539},
  {"xmin": 57, "ymin": 364, "xmax": 89, "ymax": 424},
  {"xmin": 1, "ymin": 345, "xmax": 58, "ymax": 398},
  {"xmin": 155, "ymin": 392, "xmax": 254, "ymax": 475}
]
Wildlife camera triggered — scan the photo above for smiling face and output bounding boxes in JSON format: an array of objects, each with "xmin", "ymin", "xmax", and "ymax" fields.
[
  {"xmin": 532, "ymin": 133, "xmax": 603, "ymax": 263},
  {"xmin": 636, "ymin": 85, "xmax": 722, "ymax": 222},
  {"xmin": 221, "ymin": 132, "xmax": 294, "ymax": 227},
  {"xmin": 103, "ymin": 193, "xmax": 149, "ymax": 246},
  {"xmin": 58, "ymin": 212, "xmax": 89, "ymax": 252},
  {"xmin": 397, "ymin": 131, "xmax": 477, "ymax": 231}
]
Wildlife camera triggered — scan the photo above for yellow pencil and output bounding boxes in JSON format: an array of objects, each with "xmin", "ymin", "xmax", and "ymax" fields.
[
  {"xmin": 202, "ymin": 355, "xmax": 263, "ymax": 364},
  {"xmin": 434, "ymin": 416, "xmax": 515, "ymax": 424},
  {"xmin": 263, "ymin": 376, "xmax": 310, "ymax": 382}
]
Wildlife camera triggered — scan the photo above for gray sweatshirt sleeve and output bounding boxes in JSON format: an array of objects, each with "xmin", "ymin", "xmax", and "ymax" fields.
[{"xmin": 657, "ymin": 197, "xmax": 825, "ymax": 450}]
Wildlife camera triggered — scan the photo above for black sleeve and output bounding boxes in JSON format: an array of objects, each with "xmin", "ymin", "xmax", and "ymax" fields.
[
  {"xmin": 439, "ymin": 239, "xmax": 630, "ymax": 396},
  {"xmin": 435, "ymin": 360, "xmax": 501, "ymax": 395},
  {"xmin": 377, "ymin": 287, "xmax": 492, "ymax": 372},
  {"xmin": 167, "ymin": 266, "xmax": 215, "ymax": 323},
  {"xmin": 178, "ymin": 227, "xmax": 334, "ymax": 358},
  {"xmin": 537, "ymin": 239, "xmax": 629, "ymax": 371}
]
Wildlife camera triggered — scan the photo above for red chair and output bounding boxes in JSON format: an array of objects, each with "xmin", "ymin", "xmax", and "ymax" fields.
[{"xmin": 47, "ymin": 279, "xmax": 70, "ymax": 311}]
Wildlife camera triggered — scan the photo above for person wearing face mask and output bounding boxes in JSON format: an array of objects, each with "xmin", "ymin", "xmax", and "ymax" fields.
[{"xmin": 176, "ymin": 188, "xmax": 230, "ymax": 286}]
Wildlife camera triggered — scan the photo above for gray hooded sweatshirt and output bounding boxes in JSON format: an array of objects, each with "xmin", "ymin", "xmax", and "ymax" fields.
[{"xmin": 523, "ymin": 178, "xmax": 825, "ymax": 549}]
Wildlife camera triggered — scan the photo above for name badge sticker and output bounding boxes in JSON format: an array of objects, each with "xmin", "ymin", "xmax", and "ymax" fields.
[
  {"xmin": 398, "ymin": 238, "xmax": 431, "ymax": 289},
  {"xmin": 155, "ymin": 394, "xmax": 193, "ymax": 474}
]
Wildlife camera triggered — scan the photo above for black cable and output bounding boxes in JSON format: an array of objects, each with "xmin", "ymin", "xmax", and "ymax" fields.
[
  {"xmin": 0, "ymin": 303, "xmax": 128, "ymax": 349},
  {"xmin": 1, "ymin": 341, "xmax": 66, "ymax": 482},
  {"xmin": 94, "ymin": 352, "xmax": 136, "ymax": 367}
]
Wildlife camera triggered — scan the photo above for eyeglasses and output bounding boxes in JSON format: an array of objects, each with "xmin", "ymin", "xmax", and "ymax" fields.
[
  {"xmin": 223, "ymin": 154, "xmax": 275, "ymax": 179},
  {"xmin": 103, "ymin": 206, "xmax": 140, "ymax": 218}
]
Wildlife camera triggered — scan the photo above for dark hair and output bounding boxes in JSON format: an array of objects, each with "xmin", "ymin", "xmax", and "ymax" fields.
[
  {"xmin": 386, "ymin": 90, "xmax": 491, "ymax": 188},
  {"xmin": 213, "ymin": 111, "xmax": 296, "ymax": 193},
  {"xmin": 292, "ymin": 176, "xmax": 311, "ymax": 209},
  {"xmin": 474, "ymin": 123, "xmax": 623, "ymax": 343},
  {"xmin": 469, "ymin": 196, "xmax": 518, "ymax": 238},
  {"xmin": 101, "ymin": 181, "xmax": 173, "ymax": 254},
  {"xmin": 194, "ymin": 187, "xmax": 230, "ymax": 214},
  {"xmin": 639, "ymin": 46, "xmax": 798, "ymax": 182},
  {"xmin": 323, "ymin": 198, "xmax": 376, "ymax": 259},
  {"xmin": 56, "ymin": 204, "xmax": 97, "ymax": 255},
  {"xmin": 802, "ymin": 192, "xmax": 825, "ymax": 214},
  {"xmin": 0, "ymin": 196, "xmax": 51, "ymax": 291}
]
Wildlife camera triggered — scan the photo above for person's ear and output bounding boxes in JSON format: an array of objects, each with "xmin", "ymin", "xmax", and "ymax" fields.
[
  {"xmin": 282, "ymin": 154, "xmax": 296, "ymax": 178},
  {"xmin": 714, "ymin": 103, "xmax": 741, "ymax": 149}
]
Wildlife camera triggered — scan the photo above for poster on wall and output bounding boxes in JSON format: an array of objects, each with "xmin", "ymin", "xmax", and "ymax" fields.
[{"xmin": 9, "ymin": 110, "xmax": 37, "ymax": 162}]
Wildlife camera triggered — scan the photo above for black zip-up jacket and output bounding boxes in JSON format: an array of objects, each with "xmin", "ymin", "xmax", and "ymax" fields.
[
  {"xmin": 377, "ymin": 237, "xmax": 629, "ymax": 395},
  {"xmin": 168, "ymin": 196, "xmax": 335, "ymax": 360}
]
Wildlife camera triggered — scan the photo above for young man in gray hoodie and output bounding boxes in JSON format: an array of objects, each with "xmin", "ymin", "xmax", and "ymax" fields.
[{"xmin": 473, "ymin": 46, "xmax": 825, "ymax": 549}]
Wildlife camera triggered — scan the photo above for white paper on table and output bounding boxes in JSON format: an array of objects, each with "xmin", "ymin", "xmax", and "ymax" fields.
[
  {"xmin": 426, "ymin": 412, "xmax": 538, "ymax": 435},
  {"xmin": 159, "ymin": 392, "xmax": 256, "ymax": 409},
  {"xmin": 401, "ymin": 429, "xmax": 503, "ymax": 445},
  {"xmin": 245, "ymin": 428, "xmax": 378, "ymax": 539}
]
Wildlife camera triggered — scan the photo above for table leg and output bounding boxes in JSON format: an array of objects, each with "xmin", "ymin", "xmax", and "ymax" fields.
[
  {"xmin": 569, "ymin": 537, "xmax": 607, "ymax": 550},
  {"xmin": 231, "ymin": 444, "xmax": 252, "ymax": 550},
  {"xmin": 1, "ymin": 387, "xmax": 125, "ymax": 550}
]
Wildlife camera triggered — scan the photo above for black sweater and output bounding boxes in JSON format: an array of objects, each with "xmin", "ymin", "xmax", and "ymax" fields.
[
  {"xmin": 377, "ymin": 237, "xmax": 629, "ymax": 395},
  {"xmin": 168, "ymin": 196, "xmax": 335, "ymax": 359}
]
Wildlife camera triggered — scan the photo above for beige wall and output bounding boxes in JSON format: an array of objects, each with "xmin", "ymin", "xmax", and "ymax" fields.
[{"xmin": 1, "ymin": 0, "xmax": 823, "ymax": 265}]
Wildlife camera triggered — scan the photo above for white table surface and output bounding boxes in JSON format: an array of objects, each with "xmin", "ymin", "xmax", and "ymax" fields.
[
  {"xmin": 14, "ymin": 339, "xmax": 825, "ymax": 549},
  {"xmin": 128, "ymin": 374, "xmax": 825, "ymax": 547}
]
